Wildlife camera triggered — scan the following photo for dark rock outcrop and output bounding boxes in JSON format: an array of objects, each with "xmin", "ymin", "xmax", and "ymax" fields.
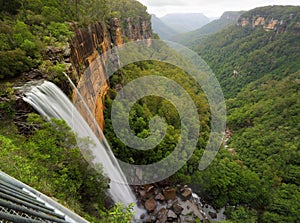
[
  {"xmin": 145, "ymin": 197, "xmax": 156, "ymax": 212},
  {"xmin": 163, "ymin": 187, "xmax": 177, "ymax": 201},
  {"xmin": 180, "ymin": 187, "xmax": 192, "ymax": 200},
  {"xmin": 135, "ymin": 184, "xmax": 207, "ymax": 222}
]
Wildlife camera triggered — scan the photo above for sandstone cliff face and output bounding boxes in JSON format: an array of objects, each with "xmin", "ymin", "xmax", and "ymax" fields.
[
  {"xmin": 238, "ymin": 13, "xmax": 300, "ymax": 34},
  {"xmin": 239, "ymin": 16, "xmax": 280, "ymax": 31},
  {"xmin": 69, "ymin": 18, "xmax": 152, "ymax": 131}
]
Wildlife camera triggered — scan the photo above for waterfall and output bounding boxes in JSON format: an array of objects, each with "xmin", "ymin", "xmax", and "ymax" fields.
[{"xmin": 22, "ymin": 80, "xmax": 140, "ymax": 211}]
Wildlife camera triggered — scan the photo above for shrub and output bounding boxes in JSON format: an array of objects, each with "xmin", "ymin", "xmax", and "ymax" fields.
[{"xmin": 0, "ymin": 48, "xmax": 33, "ymax": 79}]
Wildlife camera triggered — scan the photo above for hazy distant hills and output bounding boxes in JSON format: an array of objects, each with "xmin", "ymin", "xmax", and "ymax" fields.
[
  {"xmin": 151, "ymin": 13, "xmax": 210, "ymax": 39},
  {"xmin": 195, "ymin": 11, "xmax": 244, "ymax": 34},
  {"xmin": 151, "ymin": 14, "xmax": 178, "ymax": 40},
  {"xmin": 170, "ymin": 11, "xmax": 244, "ymax": 45},
  {"xmin": 160, "ymin": 13, "xmax": 210, "ymax": 33}
]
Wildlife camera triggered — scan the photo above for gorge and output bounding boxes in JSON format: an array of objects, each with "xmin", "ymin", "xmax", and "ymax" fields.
[{"xmin": 1, "ymin": 1, "xmax": 300, "ymax": 223}]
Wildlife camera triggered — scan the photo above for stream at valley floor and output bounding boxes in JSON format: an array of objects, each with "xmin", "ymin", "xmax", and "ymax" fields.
[{"xmin": 134, "ymin": 183, "xmax": 226, "ymax": 222}]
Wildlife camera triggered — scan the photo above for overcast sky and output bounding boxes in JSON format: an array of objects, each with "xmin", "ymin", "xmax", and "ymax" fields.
[{"xmin": 137, "ymin": 0, "xmax": 300, "ymax": 18}]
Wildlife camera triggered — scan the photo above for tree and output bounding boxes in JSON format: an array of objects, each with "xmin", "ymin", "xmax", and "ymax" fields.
[
  {"xmin": 0, "ymin": 0, "xmax": 21, "ymax": 14},
  {"xmin": 0, "ymin": 113, "xmax": 109, "ymax": 218}
]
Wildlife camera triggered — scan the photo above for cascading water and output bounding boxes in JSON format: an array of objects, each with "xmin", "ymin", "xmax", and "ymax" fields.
[{"xmin": 22, "ymin": 80, "xmax": 142, "ymax": 215}]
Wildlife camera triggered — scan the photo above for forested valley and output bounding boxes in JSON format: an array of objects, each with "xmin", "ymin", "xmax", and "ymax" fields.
[
  {"xmin": 190, "ymin": 6, "xmax": 300, "ymax": 222},
  {"xmin": 0, "ymin": 1, "xmax": 299, "ymax": 223}
]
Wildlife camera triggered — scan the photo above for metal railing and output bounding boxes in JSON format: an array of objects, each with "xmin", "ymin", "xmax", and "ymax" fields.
[{"xmin": 0, "ymin": 171, "xmax": 89, "ymax": 223}]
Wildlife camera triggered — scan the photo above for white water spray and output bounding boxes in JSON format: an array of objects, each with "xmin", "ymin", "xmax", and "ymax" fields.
[{"xmin": 23, "ymin": 80, "xmax": 141, "ymax": 213}]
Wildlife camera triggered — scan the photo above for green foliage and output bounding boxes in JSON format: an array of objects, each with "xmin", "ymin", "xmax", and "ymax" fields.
[
  {"xmin": 110, "ymin": 0, "xmax": 149, "ymax": 20},
  {"xmin": 227, "ymin": 72, "xmax": 300, "ymax": 177},
  {"xmin": 104, "ymin": 58, "xmax": 213, "ymax": 208},
  {"xmin": 47, "ymin": 22, "xmax": 73, "ymax": 40},
  {"xmin": 0, "ymin": 11, "xmax": 70, "ymax": 79},
  {"xmin": 100, "ymin": 203, "xmax": 135, "ymax": 223},
  {"xmin": 0, "ymin": 0, "xmax": 21, "ymax": 15},
  {"xmin": 0, "ymin": 83, "xmax": 16, "ymax": 120},
  {"xmin": 41, "ymin": 6, "xmax": 63, "ymax": 23},
  {"xmin": 195, "ymin": 8, "xmax": 300, "ymax": 98},
  {"xmin": 0, "ymin": 19, "xmax": 41, "ymax": 79},
  {"xmin": 21, "ymin": 0, "xmax": 43, "ymax": 14},
  {"xmin": 195, "ymin": 157, "xmax": 262, "ymax": 209},
  {"xmin": 225, "ymin": 206, "xmax": 258, "ymax": 223},
  {"xmin": 38, "ymin": 60, "xmax": 67, "ymax": 83},
  {"xmin": 0, "ymin": 33, "xmax": 10, "ymax": 50},
  {"xmin": 240, "ymin": 5, "xmax": 300, "ymax": 22},
  {"xmin": 181, "ymin": 6, "xmax": 300, "ymax": 222},
  {"xmin": 0, "ymin": 48, "xmax": 33, "ymax": 78},
  {"xmin": 20, "ymin": 39, "xmax": 37, "ymax": 57},
  {"xmin": 12, "ymin": 20, "xmax": 35, "ymax": 46},
  {"xmin": 77, "ymin": 0, "xmax": 111, "ymax": 23},
  {"xmin": 104, "ymin": 61, "xmax": 210, "ymax": 172},
  {"xmin": 262, "ymin": 183, "xmax": 300, "ymax": 223},
  {"xmin": 0, "ymin": 113, "xmax": 109, "ymax": 218},
  {"xmin": 225, "ymin": 71, "xmax": 300, "ymax": 221},
  {"xmin": 0, "ymin": 0, "xmax": 151, "ymax": 79}
]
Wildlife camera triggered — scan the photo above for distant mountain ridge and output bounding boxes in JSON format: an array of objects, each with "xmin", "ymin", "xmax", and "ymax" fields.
[
  {"xmin": 151, "ymin": 14, "xmax": 179, "ymax": 40},
  {"xmin": 170, "ymin": 11, "xmax": 244, "ymax": 45},
  {"xmin": 151, "ymin": 13, "xmax": 211, "ymax": 40},
  {"xmin": 160, "ymin": 13, "xmax": 210, "ymax": 33}
]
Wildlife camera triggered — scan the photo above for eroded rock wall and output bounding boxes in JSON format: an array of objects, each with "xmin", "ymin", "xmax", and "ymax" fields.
[
  {"xmin": 69, "ymin": 18, "xmax": 152, "ymax": 131},
  {"xmin": 238, "ymin": 14, "xmax": 300, "ymax": 33}
]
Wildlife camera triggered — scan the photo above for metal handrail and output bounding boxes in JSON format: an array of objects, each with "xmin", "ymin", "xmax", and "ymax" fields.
[{"xmin": 0, "ymin": 171, "xmax": 89, "ymax": 223}]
